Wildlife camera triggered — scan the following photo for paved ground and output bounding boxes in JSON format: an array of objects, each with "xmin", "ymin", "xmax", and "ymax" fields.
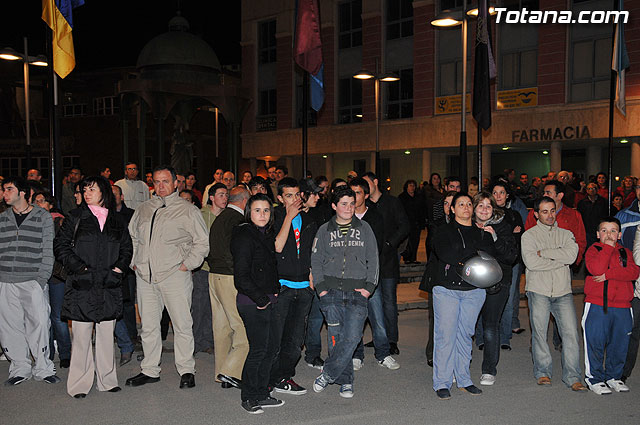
[{"xmin": 2, "ymin": 293, "xmax": 639, "ymax": 425}]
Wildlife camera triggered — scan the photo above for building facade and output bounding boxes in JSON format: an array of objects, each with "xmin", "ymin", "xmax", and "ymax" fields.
[{"xmin": 240, "ymin": 0, "xmax": 640, "ymax": 193}]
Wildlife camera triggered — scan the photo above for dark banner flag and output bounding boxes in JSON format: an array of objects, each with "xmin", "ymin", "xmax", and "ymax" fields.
[
  {"xmin": 472, "ymin": 0, "xmax": 496, "ymax": 130},
  {"xmin": 294, "ymin": 0, "xmax": 324, "ymax": 111}
]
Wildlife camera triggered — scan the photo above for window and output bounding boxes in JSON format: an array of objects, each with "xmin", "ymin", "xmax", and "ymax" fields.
[
  {"xmin": 258, "ymin": 20, "xmax": 277, "ymax": 64},
  {"xmin": 498, "ymin": 0, "xmax": 538, "ymax": 90},
  {"xmin": 256, "ymin": 89, "xmax": 277, "ymax": 132},
  {"xmin": 386, "ymin": 0, "xmax": 413, "ymax": 40},
  {"xmin": 570, "ymin": 37, "xmax": 611, "ymax": 102},
  {"xmin": 439, "ymin": 60, "xmax": 465, "ymax": 96},
  {"xmin": 338, "ymin": 78, "xmax": 363, "ymax": 124},
  {"xmin": 440, "ymin": 0, "xmax": 463, "ymax": 10},
  {"xmin": 386, "ymin": 68, "xmax": 413, "ymax": 119},
  {"xmin": 339, "ymin": 0, "xmax": 362, "ymax": 49},
  {"xmin": 93, "ymin": 96, "xmax": 120, "ymax": 116},
  {"xmin": 63, "ymin": 104, "xmax": 88, "ymax": 117},
  {"xmin": 500, "ymin": 50, "xmax": 537, "ymax": 89}
]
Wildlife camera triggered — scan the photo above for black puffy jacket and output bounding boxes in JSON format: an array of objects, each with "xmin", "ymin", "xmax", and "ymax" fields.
[
  {"xmin": 273, "ymin": 207, "xmax": 318, "ymax": 282},
  {"xmin": 54, "ymin": 205, "xmax": 132, "ymax": 322},
  {"xmin": 231, "ymin": 223, "xmax": 280, "ymax": 307}
]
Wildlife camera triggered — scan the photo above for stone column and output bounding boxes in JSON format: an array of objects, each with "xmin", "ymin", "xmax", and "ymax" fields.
[
  {"xmin": 550, "ymin": 142, "xmax": 561, "ymax": 173},
  {"xmin": 422, "ymin": 149, "xmax": 431, "ymax": 183},
  {"xmin": 482, "ymin": 145, "xmax": 492, "ymax": 183},
  {"xmin": 586, "ymin": 146, "xmax": 601, "ymax": 178},
  {"xmin": 631, "ymin": 142, "xmax": 640, "ymax": 179}
]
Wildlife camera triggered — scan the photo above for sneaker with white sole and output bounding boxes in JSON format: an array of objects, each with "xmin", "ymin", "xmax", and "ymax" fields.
[
  {"xmin": 378, "ymin": 356, "xmax": 400, "ymax": 370},
  {"xmin": 339, "ymin": 384, "xmax": 354, "ymax": 398},
  {"xmin": 274, "ymin": 378, "xmax": 307, "ymax": 395},
  {"xmin": 480, "ymin": 374, "xmax": 496, "ymax": 386},
  {"xmin": 588, "ymin": 381, "xmax": 612, "ymax": 395},
  {"xmin": 352, "ymin": 358, "xmax": 363, "ymax": 371},
  {"xmin": 306, "ymin": 356, "xmax": 324, "ymax": 370},
  {"xmin": 606, "ymin": 379, "xmax": 630, "ymax": 392},
  {"xmin": 313, "ymin": 373, "xmax": 329, "ymax": 393}
]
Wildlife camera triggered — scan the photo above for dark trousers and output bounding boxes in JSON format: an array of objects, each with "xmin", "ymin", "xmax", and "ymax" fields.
[
  {"xmin": 380, "ymin": 277, "xmax": 399, "ymax": 344},
  {"xmin": 402, "ymin": 224, "xmax": 422, "ymax": 263},
  {"xmin": 238, "ymin": 303, "xmax": 279, "ymax": 401},
  {"xmin": 304, "ymin": 293, "xmax": 324, "ymax": 361},
  {"xmin": 191, "ymin": 270, "xmax": 214, "ymax": 352},
  {"xmin": 269, "ymin": 287, "xmax": 314, "ymax": 384},
  {"xmin": 426, "ymin": 293, "xmax": 434, "ymax": 362},
  {"xmin": 48, "ymin": 278, "xmax": 71, "ymax": 361},
  {"xmin": 480, "ymin": 284, "xmax": 510, "ymax": 376},
  {"xmin": 623, "ymin": 297, "xmax": 640, "ymax": 378},
  {"xmin": 122, "ymin": 273, "xmax": 138, "ymax": 341}
]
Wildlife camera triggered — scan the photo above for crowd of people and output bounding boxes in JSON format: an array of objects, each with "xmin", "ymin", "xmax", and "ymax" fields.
[{"xmin": 1, "ymin": 162, "xmax": 640, "ymax": 414}]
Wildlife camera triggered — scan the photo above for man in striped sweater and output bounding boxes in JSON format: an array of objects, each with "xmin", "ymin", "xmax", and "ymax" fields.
[{"xmin": 0, "ymin": 176, "xmax": 60, "ymax": 386}]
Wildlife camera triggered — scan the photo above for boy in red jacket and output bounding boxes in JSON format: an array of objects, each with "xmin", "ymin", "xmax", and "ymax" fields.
[{"xmin": 583, "ymin": 217, "xmax": 639, "ymax": 395}]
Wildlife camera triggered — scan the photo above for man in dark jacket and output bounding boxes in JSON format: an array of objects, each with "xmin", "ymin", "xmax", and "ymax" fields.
[
  {"xmin": 349, "ymin": 178, "xmax": 400, "ymax": 371},
  {"xmin": 269, "ymin": 178, "xmax": 319, "ymax": 396},
  {"xmin": 577, "ymin": 183, "xmax": 609, "ymax": 248},
  {"xmin": 206, "ymin": 186, "xmax": 250, "ymax": 390},
  {"xmin": 310, "ymin": 186, "xmax": 379, "ymax": 398},
  {"xmin": 362, "ymin": 172, "xmax": 410, "ymax": 354}
]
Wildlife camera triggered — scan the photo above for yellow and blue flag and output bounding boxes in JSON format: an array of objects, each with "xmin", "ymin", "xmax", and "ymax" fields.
[{"xmin": 42, "ymin": 0, "xmax": 84, "ymax": 79}]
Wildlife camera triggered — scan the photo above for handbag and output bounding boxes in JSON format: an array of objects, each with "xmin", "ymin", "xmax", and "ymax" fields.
[{"xmin": 52, "ymin": 218, "xmax": 80, "ymax": 281}]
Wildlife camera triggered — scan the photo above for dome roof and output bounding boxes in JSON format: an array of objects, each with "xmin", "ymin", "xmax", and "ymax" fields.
[{"xmin": 136, "ymin": 15, "xmax": 221, "ymax": 71}]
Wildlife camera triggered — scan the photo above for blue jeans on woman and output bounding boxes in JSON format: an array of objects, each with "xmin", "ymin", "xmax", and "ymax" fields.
[
  {"xmin": 432, "ymin": 286, "xmax": 486, "ymax": 391},
  {"xmin": 48, "ymin": 278, "xmax": 71, "ymax": 361}
]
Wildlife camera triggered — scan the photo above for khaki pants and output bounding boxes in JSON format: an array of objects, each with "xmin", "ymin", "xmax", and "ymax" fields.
[
  {"xmin": 208, "ymin": 273, "xmax": 249, "ymax": 379},
  {"xmin": 67, "ymin": 320, "xmax": 117, "ymax": 396},
  {"xmin": 137, "ymin": 270, "xmax": 195, "ymax": 377}
]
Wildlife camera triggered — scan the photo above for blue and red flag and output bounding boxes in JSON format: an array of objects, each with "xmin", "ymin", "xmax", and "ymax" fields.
[
  {"xmin": 294, "ymin": 0, "xmax": 324, "ymax": 111},
  {"xmin": 42, "ymin": 0, "xmax": 84, "ymax": 79}
]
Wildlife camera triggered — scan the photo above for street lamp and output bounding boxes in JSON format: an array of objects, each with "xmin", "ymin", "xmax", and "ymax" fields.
[
  {"xmin": 353, "ymin": 59, "xmax": 399, "ymax": 175},
  {"xmin": 0, "ymin": 38, "xmax": 48, "ymax": 170},
  {"xmin": 431, "ymin": 2, "xmax": 496, "ymax": 189}
]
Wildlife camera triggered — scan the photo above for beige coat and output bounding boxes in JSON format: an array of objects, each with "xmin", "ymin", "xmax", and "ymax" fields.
[
  {"xmin": 522, "ymin": 220, "xmax": 578, "ymax": 297},
  {"xmin": 129, "ymin": 191, "xmax": 209, "ymax": 283}
]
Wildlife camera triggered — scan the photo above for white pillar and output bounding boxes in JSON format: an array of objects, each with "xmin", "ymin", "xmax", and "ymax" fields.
[
  {"xmin": 631, "ymin": 142, "xmax": 640, "ymax": 178},
  {"xmin": 586, "ymin": 146, "xmax": 601, "ymax": 178},
  {"xmin": 482, "ymin": 145, "xmax": 492, "ymax": 183},
  {"xmin": 550, "ymin": 142, "xmax": 562, "ymax": 173},
  {"xmin": 422, "ymin": 149, "xmax": 431, "ymax": 183},
  {"xmin": 325, "ymin": 154, "xmax": 333, "ymax": 182}
]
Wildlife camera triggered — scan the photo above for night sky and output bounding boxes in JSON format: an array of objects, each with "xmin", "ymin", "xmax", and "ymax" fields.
[{"xmin": 1, "ymin": 0, "xmax": 241, "ymax": 71}]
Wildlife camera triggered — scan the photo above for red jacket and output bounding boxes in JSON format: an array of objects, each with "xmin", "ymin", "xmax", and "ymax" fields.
[
  {"xmin": 525, "ymin": 204, "xmax": 587, "ymax": 264},
  {"xmin": 614, "ymin": 186, "xmax": 636, "ymax": 208},
  {"xmin": 584, "ymin": 243, "xmax": 639, "ymax": 308}
]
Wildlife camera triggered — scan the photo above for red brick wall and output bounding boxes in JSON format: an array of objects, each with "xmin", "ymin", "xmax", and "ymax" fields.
[
  {"xmin": 361, "ymin": 15, "xmax": 382, "ymax": 122},
  {"xmin": 318, "ymin": 25, "xmax": 335, "ymax": 125},
  {"xmin": 241, "ymin": 44, "xmax": 256, "ymax": 133},
  {"xmin": 413, "ymin": 3, "xmax": 435, "ymax": 117},
  {"xmin": 277, "ymin": 34, "xmax": 293, "ymax": 129},
  {"xmin": 537, "ymin": 0, "xmax": 567, "ymax": 105}
]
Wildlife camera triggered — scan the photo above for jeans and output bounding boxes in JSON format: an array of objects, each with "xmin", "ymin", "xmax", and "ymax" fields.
[
  {"xmin": 270, "ymin": 286, "xmax": 314, "ymax": 384},
  {"xmin": 304, "ymin": 293, "xmax": 324, "ymax": 361},
  {"xmin": 499, "ymin": 263, "xmax": 522, "ymax": 345},
  {"xmin": 480, "ymin": 284, "xmax": 510, "ymax": 376},
  {"xmin": 238, "ymin": 303, "xmax": 280, "ymax": 402},
  {"xmin": 527, "ymin": 291, "xmax": 582, "ymax": 386},
  {"xmin": 191, "ymin": 270, "xmax": 214, "ymax": 352},
  {"xmin": 432, "ymin": 286, "xmax": 486, "ymax": 391},
  {"xmin": 380, "ymin": 278, "xmax": 399, "ymax": 344},
  {"xmin": 48, "ymin": 278, "xmax": 71, "ymax": 361},
  {"xmin": 622, "ymin": 297, "xmax": 640, "ymax": 378},
  {"xmin": 115, "ymin": 319, "xmax": 134, "ymax": 354},
  {"xmin": 122, "ymin": 273, "xmax": 138, "ymax": 341},
  {"xmin": 426, "ymin": 293, "xmax": 434, "ymax": 362},
  {"xmin": 354, "ymin": 285, "xmax": 391, "ymax": 362},
  {"xmin": 582, "ymin": 303, "xmax": 632, "ymax": 384},
  {"xmin": 318, "ymin": 289, "xmax": 369, "ymax": 386}
]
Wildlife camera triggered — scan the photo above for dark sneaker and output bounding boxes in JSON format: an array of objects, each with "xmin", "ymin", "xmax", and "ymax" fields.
[
  {"xmin": 436, "ymin": 389, "xmax": 451, "ymax": 400},
  {"xmin": 313, "ymin": 373, "xmax": 329, "ymax": 393},
  {"xmin": 339, "ymin": 384, "xmax": 354, "ymax": 398},
  {"xmin": 306, "ymin": 356, "xmax": 324, "ymax": 370},
  {"xmin": 258, "ymin": 396, "xmax": 285, "ymax": 408},
  {"xmin": 274, "ymin": 378, "xmax": 307, "ymax": 395},
  {"xmin": 60, "ymin": 358, "xmax": 70, "ymax": 368},
  {"xmin": 241, "ymin": 400, "xmax": 264, "ymax": 415},
  {"xmin": 4, "ymin": 376, "xmax": 29, "ymax": 386},
  {"xmin": 460, "ymin": 385, "xmax": 482, "ymax": 395},
  {"xmin": 42, "ymin": 375, "xmax": 61, "ymax": 384}
]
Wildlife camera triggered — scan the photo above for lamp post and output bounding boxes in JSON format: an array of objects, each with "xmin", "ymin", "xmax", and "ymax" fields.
[
  {"xmin": 431, "ymin": 2, "xmax": 496, "ymax": 191},
  {"xmin": 0, "ymin": 37, "xmax": 48, "ymax": 171},
  {"xmin": 353, "ymin": 59, "xmax": 399, "ymax": 175}
]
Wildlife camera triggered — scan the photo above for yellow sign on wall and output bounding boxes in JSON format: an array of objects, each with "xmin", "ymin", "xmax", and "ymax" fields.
[
  {"xmin": 435, "ymin": 94, "xmax": 471, "ymax": 115},
  {"xmin": 497, "ymin": 87, "xmax": 538, "ymax": 110}
]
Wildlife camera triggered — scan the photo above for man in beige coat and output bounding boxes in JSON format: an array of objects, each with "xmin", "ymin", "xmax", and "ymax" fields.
[{"xmin": 126, "ymin": 165, "xmax": 209, "ymax": 389}]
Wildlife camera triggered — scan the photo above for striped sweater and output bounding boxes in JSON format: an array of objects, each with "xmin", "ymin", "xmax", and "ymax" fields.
[{"xmin": 0, "ymin": 207, "xmax": 54, "ymax": 288}]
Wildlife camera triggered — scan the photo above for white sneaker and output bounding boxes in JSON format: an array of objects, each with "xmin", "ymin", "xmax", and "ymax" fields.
[
  {"xmin": 480, "ymin": 374, "xmax": 496, "ymax": 386},
  {"xmin": 606, "ymin": 379, "xmax": 630, "ymax": 392},
  {"xmin": 588, "ymin": 381, "xmax": 612, "ymax": 395},
  {"xmin": 339, "ymin": 384, "xmax": 354, "ymax": 398},
  {"xmin": 0, "ymin": 353, "xmax": 7, "ymax": 361},
  {"xmin": 352, "ymin": 358, "xmax": 363, "ymax": 371},
  {"xmin": 378, "ymin": 355, "xmax": 400, "ymax": 370}
]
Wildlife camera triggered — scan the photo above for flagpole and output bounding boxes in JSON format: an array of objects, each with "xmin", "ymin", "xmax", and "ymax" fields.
[
  {"xmin": 460, "ymin": 0, "xmax": 468, "ymax": 192},
  {"xmin": 302, "ymin": 71, "xmax": 309, "ymax": 179},
  {"xmin": 607, "ymin": 0, "xmax": 618, "ymax": 215},
  {"xmin": 478, "ymin": 126, "xmax": 482, "ymax": 186}
]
